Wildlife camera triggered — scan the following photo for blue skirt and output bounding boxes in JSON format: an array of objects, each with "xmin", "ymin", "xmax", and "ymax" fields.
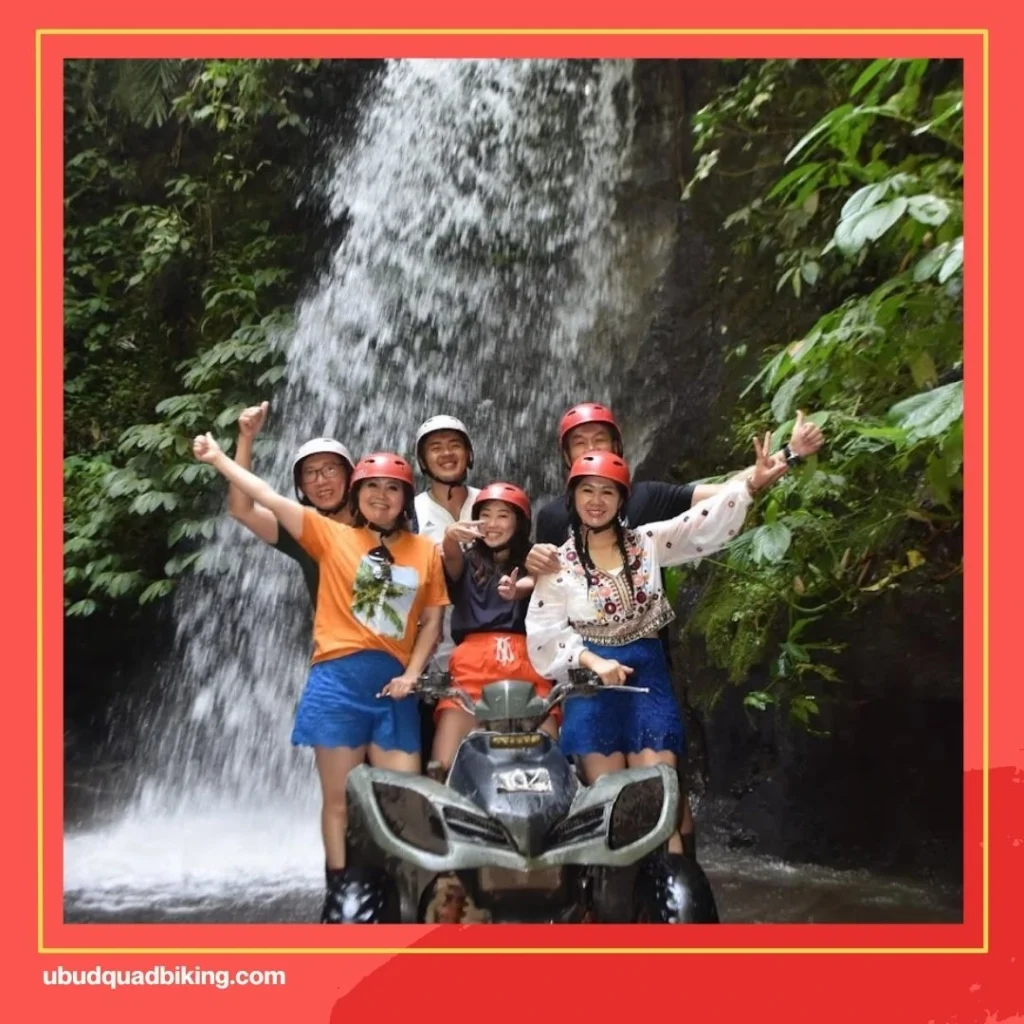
[
  {"xmin": 291, "ymin": 650, "xmax": 421, "ymax": 753},
  {"xmin": 559, "ymin": 637, "xmax": 686, "ymax": 758}
]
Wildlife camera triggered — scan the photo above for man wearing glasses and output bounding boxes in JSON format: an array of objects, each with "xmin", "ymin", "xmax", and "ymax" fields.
[{"xmin": 228, "ymin": 400, "xmax": 356, "ymax": 607}]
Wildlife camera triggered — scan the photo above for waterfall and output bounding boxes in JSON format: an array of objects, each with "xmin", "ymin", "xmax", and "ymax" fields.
[{"xmin": 65, "ymin": 59, "xmax": 648, "ymax": 903}]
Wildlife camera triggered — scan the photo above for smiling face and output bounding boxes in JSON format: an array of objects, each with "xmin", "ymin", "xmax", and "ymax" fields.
[
  {"xmin": 357, "ymin": 477, "xmax": 407, "ymax": 529},
  {"xmin": 563, "ymin": 423, "xmax": 617, "ymax": 468},
  {"xmin": 298, "ymin": 453, "xmax": 349, "ymax": 510},
  {"xmin": 573, "ymin": 476, "xmax": 624, "ymax": 530},
  {"xmin": 476, "ymin": 500, "xmax": 519, "ymax": 549},
  {"xmin": 421, "ymin": 430, "xmax": 470, "ymax": 483}
]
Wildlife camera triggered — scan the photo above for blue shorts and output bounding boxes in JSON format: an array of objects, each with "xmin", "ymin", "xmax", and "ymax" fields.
[
  {"xmin": 559, "ymin": 638, "xmax": 686, "ymax": 758},
  {"xmin": 291, "ymin": 650, "xmax": 421, "ymax": 753}
]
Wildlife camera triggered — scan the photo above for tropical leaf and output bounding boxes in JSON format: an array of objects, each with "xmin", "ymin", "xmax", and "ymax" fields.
[{"xmin": 888, "ymin": 381, "xmax": 963, "ymax": 443}]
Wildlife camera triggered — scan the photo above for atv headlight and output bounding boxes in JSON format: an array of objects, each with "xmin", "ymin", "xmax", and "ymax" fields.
[
  {"xmin": 372, "ymin": 782, "xmax": 449, "ymax": 855},
  {"xmin": 608, "ymin": 777, "xmax": 665, "ymax": 851}
]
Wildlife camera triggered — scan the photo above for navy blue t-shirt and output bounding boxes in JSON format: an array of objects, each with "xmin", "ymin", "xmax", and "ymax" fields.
[
  {"xmin": 448, "ymin": 551, "xmax": 530, "ymax": 645},
  {"xmin": 273, "ymin": 526, "xmax": 319, "ymax": 607}
]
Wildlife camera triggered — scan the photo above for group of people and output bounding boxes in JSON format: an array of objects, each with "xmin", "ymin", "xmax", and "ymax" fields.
[{"xmin": 192, "ymin": 400, "xmax": 824, "ymax": 923}]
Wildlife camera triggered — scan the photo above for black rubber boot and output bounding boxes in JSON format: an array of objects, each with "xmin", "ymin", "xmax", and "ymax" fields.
[
  {"xmin": 321, "ymin": 865, "xmax": 397, "ymax": 924},
  {"xmin": 634, "ymin": 851, "xmax": 719, "ymax": 924}
]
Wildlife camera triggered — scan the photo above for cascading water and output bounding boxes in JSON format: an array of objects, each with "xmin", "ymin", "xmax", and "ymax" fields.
[
  {"xmin": 62, "ymin": 59, "xmax": 963, "ymax": 925},
  {"xmin": 64, "ymin": 58, "xmax": 648, "ymax": 909}
]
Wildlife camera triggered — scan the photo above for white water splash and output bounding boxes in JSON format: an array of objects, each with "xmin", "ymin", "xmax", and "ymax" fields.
[{"xmin": 67, "ymin": 59, "xmax": 645, "ymax": 897}]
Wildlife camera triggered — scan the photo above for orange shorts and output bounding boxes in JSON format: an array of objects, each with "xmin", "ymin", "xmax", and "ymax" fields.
[{"xmin": 438, "ymin": 632, "xmax": 559, "ymax": 721}]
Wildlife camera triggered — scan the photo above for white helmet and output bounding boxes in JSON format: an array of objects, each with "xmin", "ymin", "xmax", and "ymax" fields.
[
  {"xmin": 291, "ymin": 437, "xmax": 355, "ymax": 504},
  {"xmin": 414, "ymin": 415, "xmax": 474, "ymax": 475}
]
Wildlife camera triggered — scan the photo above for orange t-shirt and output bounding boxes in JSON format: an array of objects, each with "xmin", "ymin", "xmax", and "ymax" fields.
[{"xmin": 297, "ymin": 508, "xmax": 449, "ymax": 666}]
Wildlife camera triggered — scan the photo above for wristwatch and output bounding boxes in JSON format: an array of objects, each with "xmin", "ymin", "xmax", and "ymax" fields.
[{"xmin": 782, "ymin": 443, "xmax": 803, "ymax": 468}]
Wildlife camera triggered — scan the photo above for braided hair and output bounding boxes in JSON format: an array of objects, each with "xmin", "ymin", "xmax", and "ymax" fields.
[{"xmin": 567, "ymin": 482, "xmax": 635, "ymax": 598}]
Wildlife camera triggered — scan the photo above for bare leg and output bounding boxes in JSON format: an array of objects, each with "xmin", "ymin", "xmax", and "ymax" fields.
[
  {"xmin": 628, "ymin": 749, "xmax": 684, "ymax": 853},
  {"xmin": 314, "ymin": 745, "xmax": 368, "ymax": 869},
  {"xmin": 680, "ymin": 794, "xmax": 695, "ymax": 842},
  {"xmin": 430, "ymin": 708, "xmax": 477, "ymax": 770},
  {"xmin": 540, "ymin": 715, "xmax": 559, "ymax": 741},
  {"xmin": 368, "ymin": 744, "xmax": 421, "ymax": 775},
  {"xmin": 579, "ymin": 752, "xmax": 627, "ymax": 785}
]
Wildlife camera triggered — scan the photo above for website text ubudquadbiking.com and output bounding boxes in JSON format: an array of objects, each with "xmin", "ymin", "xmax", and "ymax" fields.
[{"xmin": 42, "ymin": 965, "xmax": 286, "ymax": 990}]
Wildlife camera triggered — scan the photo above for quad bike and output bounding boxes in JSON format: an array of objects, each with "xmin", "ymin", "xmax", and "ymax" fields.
[{"xmin": 335, "ymin": 668, "xmax": 719, "ymax": 924}]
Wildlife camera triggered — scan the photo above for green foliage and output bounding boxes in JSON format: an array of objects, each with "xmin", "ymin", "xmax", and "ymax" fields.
[
  {"xmin": 682, "ymin": 59, "xmax": 963, "ymax": 726},
  {"xmin": 63, "ymin": 59, "xmax": 356, "ymax": 615},
  {"xmin": 351, "ymin": 564, "xmax": 408, "ymax": 634}
]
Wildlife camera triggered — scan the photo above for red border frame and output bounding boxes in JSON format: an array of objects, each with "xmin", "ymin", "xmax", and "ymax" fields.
[{"xmin": 7, "ymin": 2, "xmax": 1020, "ymax": 1020}]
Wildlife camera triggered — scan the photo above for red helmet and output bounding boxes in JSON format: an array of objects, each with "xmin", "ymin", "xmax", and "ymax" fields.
[
  {"xmin": 350, "ymin": 452, "xmax": 415, "ymax": 489},
  {"xmin": 472, "ymin": 482, "xmax": 532, "ymax": 523},
  {"xmin": 567, "ymin": 451, "xmax": 631, "ymax": 495},
  {"xmin": 558, "ymin": 402, "xmax": 622, "ymax": 451}
]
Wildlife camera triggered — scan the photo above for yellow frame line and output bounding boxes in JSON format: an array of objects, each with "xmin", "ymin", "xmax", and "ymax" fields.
[
  {"xmin": 39, "ymin": 946, "xmax": 985, "ymax": 955},
  {"xmin": 37, "ymin": 29, "xmax": 983, "ymax": 958},
  {"xmin": 35, "ymin": 25, "xmax": 45, "ymax": 954},
  {"xmin": 980, "ymin": 24, "xmax": 990, "ymax": 954},
  {"xmin": 37, "ymin": 27, "xmax": 986, "ymax": 35}
]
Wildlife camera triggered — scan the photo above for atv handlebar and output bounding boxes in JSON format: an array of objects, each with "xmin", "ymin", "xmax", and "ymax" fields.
[
  {"xmin": 413, "ymin": 671, "xmax": 476, "ymax": 715},
  {"xmin": 413, "ymin": 666, "xmax": 648, "ymax": 719}
]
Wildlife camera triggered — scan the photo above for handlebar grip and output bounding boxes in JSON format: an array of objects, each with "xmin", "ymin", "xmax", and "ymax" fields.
[
  {"xmin": 416, "ymin": 671, "xmax": 452, "ymax": 688},
  {"xmin": 568, "ymin": 667, "xmax": 602, "ymax": 686}
]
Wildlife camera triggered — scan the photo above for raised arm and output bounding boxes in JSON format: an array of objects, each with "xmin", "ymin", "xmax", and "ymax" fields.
[
  {"xmin": 441, "ymin": 520, "xmax": 484, "ymax": 581},
  {"xmin": 193, "ymin": 432, "xmax": 305, "ymax": 540},
  {"xmin": 691, "ymin": 411, "xmax": 824, "ymax": 503},
  {"xmin": 651, "ymin": 432, "xmax": 787, "ymax": 567},
  {"xmin": 525, "ymin": 503, "xmax": 567, "ymax": 578},
  {"xmin": 227, "ymin": 401, "xmax": 279, "ymax": 545},
  {"xmin": 649, "ymin": 477, "xmax": 754, "ymax": 566},
  {"xmin": 691, "ymin": 473, "xmax": 757, "ymax": 505}
]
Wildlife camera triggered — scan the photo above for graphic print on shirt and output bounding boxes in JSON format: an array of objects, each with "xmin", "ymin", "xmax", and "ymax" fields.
[{"xmin": 351, "ymin": 553, "xmax": 421, "ymax": 639}]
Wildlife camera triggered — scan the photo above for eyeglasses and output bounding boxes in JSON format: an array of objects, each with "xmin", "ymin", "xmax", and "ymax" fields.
[
  {"xmin": 367, "ymin": 544, "xmax": 395, "ymax": 582},
  {"xmin": 301, "ymin": 463, "xmax": 343, "ymax": 483}
]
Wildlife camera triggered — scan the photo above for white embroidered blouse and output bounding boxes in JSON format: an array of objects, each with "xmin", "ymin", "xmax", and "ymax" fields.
[{"xmin": 525, "ymin": 476, "xmax": 753, "ymax": 680}]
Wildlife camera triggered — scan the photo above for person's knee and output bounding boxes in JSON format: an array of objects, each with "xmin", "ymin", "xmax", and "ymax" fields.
[
  {"xmin": 370, "ymin": 745, "xmax": 421, "ymax": 774},
  {"xmin": 432, "ymin": 713, "xmax": 471, "ymax": 765},
  {"xmin": 433, "ymin": 747, "xmax": 455, "ymax": 771},
  {"xmin": 321, "ymin": 787, "xmax": 347, "ymax": 820}
]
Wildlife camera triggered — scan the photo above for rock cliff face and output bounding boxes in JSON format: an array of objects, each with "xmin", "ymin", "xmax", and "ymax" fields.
[
  {"xmin": 672, "ymin": 581, "xmax": 962, "ymax": 882},
  {"xmin": 612, "ymin": 60, "xmax": 963, "ymax": 884}
]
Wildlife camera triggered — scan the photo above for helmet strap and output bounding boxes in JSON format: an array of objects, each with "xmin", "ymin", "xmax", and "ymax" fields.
[
  {"xmin": 430, "ymin": 471, "xmax": 466, "ymax": 485},
  {"xmin": 316, "ymin": 498, "xmax": 348, "ymax": 518},
  {"xmin": 426, "ymin": 474, "xmax": 468, "ymax": 497}
]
